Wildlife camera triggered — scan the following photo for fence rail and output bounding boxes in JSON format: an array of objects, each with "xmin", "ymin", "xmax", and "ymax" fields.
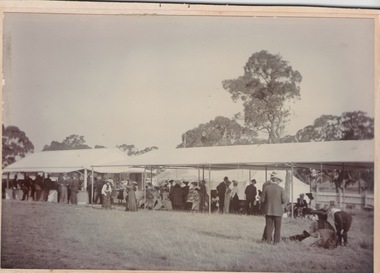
[{"xmin": 316, "ymin": 191, "xmax": 374, "ymax": 210}]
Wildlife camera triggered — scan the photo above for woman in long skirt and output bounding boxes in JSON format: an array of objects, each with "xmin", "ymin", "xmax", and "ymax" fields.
[
  {"xmin": 224, "ymin": 181, "xmax": 231, "ymax": 213},
  {"xmin": 162, "ymin": 184, "xmax": 173, "ymax": 210},
  {"xmin": 126, "ymin": 181, "xmax": 138, "ymax": 212}
]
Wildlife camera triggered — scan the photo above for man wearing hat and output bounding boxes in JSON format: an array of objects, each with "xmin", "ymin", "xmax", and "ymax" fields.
[
  {"xmin": 261, "ymin": 172, "xmax": 287, "ymax": 244},
  {"xmin": 245, "ymin": 179, "xmax": 257, "ymax": 215},
  {"xmin": 216, "ymin": 177, "xmax": 229, "ymax": 213}
]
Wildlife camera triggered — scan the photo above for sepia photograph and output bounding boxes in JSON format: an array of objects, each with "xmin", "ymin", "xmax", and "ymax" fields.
[{"xmin": 1, "ymin": 2, "xmax": 378, "ymax": 273}]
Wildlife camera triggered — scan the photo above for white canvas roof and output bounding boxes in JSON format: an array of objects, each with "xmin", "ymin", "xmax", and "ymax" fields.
[
  {"xmin": 96, "ymin": 140, "xmax": 374, "ymax": 170},
  {"xmin": 2, "ymin": 148, "xmax": 140, "ymax": 174}
]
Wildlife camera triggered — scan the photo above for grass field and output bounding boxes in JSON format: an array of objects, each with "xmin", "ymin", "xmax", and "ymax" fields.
[{"xmin": 1, "ymin": 200, "xmax": 374, "ymax": 272}]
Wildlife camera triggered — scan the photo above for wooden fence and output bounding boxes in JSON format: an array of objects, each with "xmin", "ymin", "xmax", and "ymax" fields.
[{"xmin": 316, "ymin": 191, "xmax": 374, "ymax": 210}]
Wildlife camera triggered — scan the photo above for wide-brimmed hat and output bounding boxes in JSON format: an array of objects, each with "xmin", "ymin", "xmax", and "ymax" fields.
[
  {"xmin": 106, "ymin": 178, "xmax": 113, "ymax": 184},
  {"xmin": 232, "ymin": 180, "xmax": 238, "ymax": 185},
  {"xmin": 251, "ymin": 179, "xmax": 257, "ymax": 184},
  {"xmin": 270, "ymin": 172, "xmax": 282, "ymax": 182},
  {"xmin": 174, "ymin": 180, "xmax": 182, "ymax": 185},
  {"xmin": 132, "ymin": 181, "xmax": 138, "ymax": 185}
]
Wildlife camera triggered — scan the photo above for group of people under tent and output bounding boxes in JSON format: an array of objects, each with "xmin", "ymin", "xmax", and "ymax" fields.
[{"xmin": 3, "ymin": 173, "xmax": 82, "ymax": 205}]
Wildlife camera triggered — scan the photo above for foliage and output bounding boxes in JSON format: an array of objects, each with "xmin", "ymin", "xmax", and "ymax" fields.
[
  {"xmin": 176, "ymin": 116, "xmax": 258, "ymax": 148},
  {"xmin": 2, "ymin": 125, "xmax": 34, "ymax": 168},
  {"xmin": 117, "ymin": 144, "xmax": 158, "ymax": 156},
  {"xmin": 43, "ymin": 134, "xmax": 91, "ymax": 151},
  {"xmin": 340, "ymin": 111, "xmax": 374, "ymax": 140},
  {"xmin": 296, "ymin": 111, "xmax": 374, "ymax": 142},
  {"xmin": 222, "ymin": 50, "xmax": 302, "ymax": 143}
]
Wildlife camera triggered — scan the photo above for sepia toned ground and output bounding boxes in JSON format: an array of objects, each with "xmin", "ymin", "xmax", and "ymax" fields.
[{"xmin": 1, "ymin": 200, "xmax": 374, "ymax": 273}]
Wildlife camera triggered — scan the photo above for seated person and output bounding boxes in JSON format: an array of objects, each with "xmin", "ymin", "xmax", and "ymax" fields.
[
  {"xmin": 294, "ymin": 193, "xmax": 308, "ymax": 217},
  {"xmin": 284, "ymin": 211, "xmax": 338, "ymax": 249}
]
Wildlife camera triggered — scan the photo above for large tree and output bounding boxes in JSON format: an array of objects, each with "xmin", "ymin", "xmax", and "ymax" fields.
[
  {"xmin": 223, "ymin": 50, "xmax": 302, "ymax": 143},
  {"xmin": 296, "ymin": 115, "xmax": 342, "ymax": 142},
  {"xmin": 295, "ymin": 111, "xmax": 374, "ymax": 142},
  {"xmin": 177, "ymin": 116, "xmax": 259, "ymax": 148},
  {"xmin": 2, "ymin": 125, "xmax": 34, "ymax": 168},
  {"xmin": 340, "ymin": 111, "xmax": 374, "ymax": 140},
  {"xmin": 43, "ymin": 134, "xmax": 91, "ymax": 151}
]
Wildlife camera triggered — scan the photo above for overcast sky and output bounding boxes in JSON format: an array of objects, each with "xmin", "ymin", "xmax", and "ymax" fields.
[{"xmin": 2, "ymin": 13, "xmax": 374, "ymax": 152}]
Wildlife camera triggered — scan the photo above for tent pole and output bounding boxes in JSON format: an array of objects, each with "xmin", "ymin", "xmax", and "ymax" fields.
[
  {"xmin": 249, "ymin": 169, "xmax": 251, "ymax": 182},
  {"xmin": 6, "ymin": 173, "xmax": 9, "ymax": 189},
  {"xmin": 151, "ymin": 167, "xmax": 153, "ymax": 184},
  {"xmin": 208, "ymin": 165, "xmax": 211, "ymax": 215},
  {"xmin": 341, "ymin": 163, "xmax": 345, "ymax": 209},
  {"xmin": 202, "ymin": 165, "xmax": 205, "ymax": 181},
  {"xmin": 84, "ymin": 169, "xmax": 88, "ymax": 192},
  {"xmin": 265, "ymin": 166, "xmax": 268, "ymax": 182},
  {"xmin": 291, "ymin": 164, "xmax": 294, "ymax": 219},
  {"xmin": 319, "ymin": 163, "xmax": 323, "ymax": 208},
  {"xmin": 144, "ymin": 168, "xmax": 146, "ymax": 210},
  {"xmin": 198, "ymin": 166, "xmax": 200, "ymax": 182},
  {"xmin": 91, "ymin": 167, "xmax": 94, "ymax": 208}
]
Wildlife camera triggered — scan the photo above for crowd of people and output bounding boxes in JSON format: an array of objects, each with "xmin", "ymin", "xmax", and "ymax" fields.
[
  {"xmin": 2, "ymin": 173, "xmax": 80, "ymax": 203},
  {"xmin": 3, "ymin": 170, "xmax": 353, "ymax": 248}
]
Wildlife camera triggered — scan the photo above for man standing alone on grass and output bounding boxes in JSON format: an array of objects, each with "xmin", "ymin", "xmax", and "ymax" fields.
[{"xmin": 261, "ymin": 172, "xmax": 287, "ymax": 244}]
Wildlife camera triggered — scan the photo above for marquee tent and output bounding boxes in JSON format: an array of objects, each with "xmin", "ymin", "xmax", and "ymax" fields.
[
  {"xmin": 2, "ymin": 148, "xmax": 135, "ymax": 174},
  {"xmin": 95, "ymin": 140, "xmax": 374, "ymax": 170},
  {"xmin": 91, "ymin": 140, "xmax": 373, "ymax": 214}
]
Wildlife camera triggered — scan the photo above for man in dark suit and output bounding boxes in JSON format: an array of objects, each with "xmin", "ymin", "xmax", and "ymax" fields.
[
  {"xmin": 216, "ymin": 176, "xmax": 229, "ymax": 213},
  {"xmin": 69, "ymin": 174, "xmax": 79, "ymax": 205},
  {"xmin": 261, "ymin": 172, "xmax": 287, "ymax": 244},
  {"xmin": 245, "ymin": 179, "xmax": 257, "ymax": 215}
]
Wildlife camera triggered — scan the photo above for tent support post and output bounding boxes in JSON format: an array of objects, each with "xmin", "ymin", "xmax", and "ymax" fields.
[
  {"xmin": 84, "ymin": 169, "xmax": 88, "ymax": 192},
  {"xmin": 249, "ymin": 169, "xmax": 251, "ymax": 183},
  {"xmin": 291, "ymin": 164, "xmax": 294, "ymax": 219},
  {"xmin": 320, "ymin": 163, "xmax": 323, "ymax": 207},
  {"xmin": 150, "ymin": 167, "xmax": 153, "ymax": 184},
  {"xmin": 198, "ymin": 166, "xmax": 200, "ymax": 182},
  {"xmin": 208, "ymin": 165, "xmax": 211, "ymax": 215},
  {"xmin": 265, "ymin": 166, "xmax": 268, "ymax": 182},
  {"xmin": 143, "ymin": 168, "xmax": 146, "ymax": 210},
  {"xmin": 91, "ymin": 167, "xmax": 94, "ymax": 208},
  {"xmin": 6, "ymin": 173, "xmax": 9, "ymax": 189},
  {"xmin": 202, "ymin": 165, "xmax": 205, "ymax": 181}
]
